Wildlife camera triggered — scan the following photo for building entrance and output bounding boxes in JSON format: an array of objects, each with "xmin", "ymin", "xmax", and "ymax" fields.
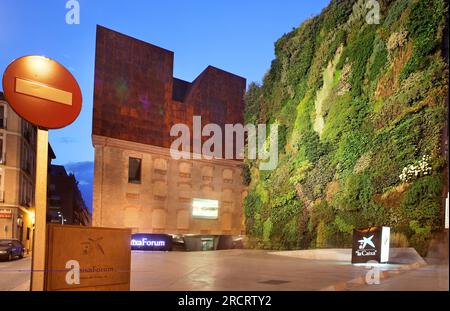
[{"xmin": 201, "ymin": 237, "xmax": 214, "ymax": 251}]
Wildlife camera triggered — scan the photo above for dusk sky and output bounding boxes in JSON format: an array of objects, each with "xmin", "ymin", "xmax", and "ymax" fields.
[{"xmin": 0, "ymin": 0, "xmax": 329, "ymax": 209}]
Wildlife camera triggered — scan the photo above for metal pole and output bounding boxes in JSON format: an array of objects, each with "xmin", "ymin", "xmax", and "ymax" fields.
[{"xmin": 30, "ymin": 128, "xmax": 48, "ymax": 291}]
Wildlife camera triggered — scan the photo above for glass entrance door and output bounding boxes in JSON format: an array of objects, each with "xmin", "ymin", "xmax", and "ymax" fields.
[{"xmin": 201, "ymin": 238, "xmax": 214, "ymax": 251}]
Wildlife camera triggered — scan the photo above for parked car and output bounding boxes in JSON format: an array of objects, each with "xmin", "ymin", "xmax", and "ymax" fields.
[{"xmin": 0, "ymin": 239, "xmax": 25, "ymax": 261}]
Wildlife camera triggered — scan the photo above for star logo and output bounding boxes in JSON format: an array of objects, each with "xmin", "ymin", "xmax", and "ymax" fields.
[
  {"xmin": 81, "ymin": 237, "xmax": 105, "ymax": 255},
  {"xmin": 358, "ymin": 235, "xmax": 375, "ymax": 249}
]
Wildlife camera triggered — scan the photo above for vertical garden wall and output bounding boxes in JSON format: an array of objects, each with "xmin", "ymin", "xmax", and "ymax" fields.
[{"xmin": 243, "ymin": 0, "xmax": 448, "ymax": 255}]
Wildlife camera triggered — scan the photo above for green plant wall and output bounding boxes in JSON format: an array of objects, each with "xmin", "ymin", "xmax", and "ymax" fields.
[{"xmin": 243, "ymin": 0, "xmax": 448, "ymax": 255}]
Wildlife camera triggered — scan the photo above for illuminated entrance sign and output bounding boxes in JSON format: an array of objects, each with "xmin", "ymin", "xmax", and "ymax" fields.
[
  {"xmin": 131, "ymin": 238, "xmax": 165, "ymax": 247},
  {"xmin": 192, "ymin": 198, "xmax": 219, "ymax": 219},
  {"xmin": 130, "ymin": 234, "xmax": 172, "ymax": 251}
]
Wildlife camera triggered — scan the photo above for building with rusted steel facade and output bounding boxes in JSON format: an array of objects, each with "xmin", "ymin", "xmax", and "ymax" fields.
[{"xmin": 92, "ymin": 26, "xmax": 247, "ymax": 250}]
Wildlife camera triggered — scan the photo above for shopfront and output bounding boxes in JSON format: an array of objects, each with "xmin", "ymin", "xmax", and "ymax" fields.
[{"xmin": 0, "ymin": 207, "xmax": 34, "ymax": 251}]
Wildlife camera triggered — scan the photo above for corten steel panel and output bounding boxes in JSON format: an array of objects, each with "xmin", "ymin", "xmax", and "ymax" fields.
[
  {"xmin": 93, "ymin": 26, "xmax": 246, "ymax": 158},
  {"xmin": 93, "ymin": 26, "xmax": 174, "ymax": 148},
  {"xmin": 45, "ymin": 224, "xmax": 131, "ymax": 291}
]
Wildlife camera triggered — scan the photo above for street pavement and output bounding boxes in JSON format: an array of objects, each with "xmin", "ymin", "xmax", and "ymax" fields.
[
  {"xmin": 0, "ymin": 250, "xmax": 447, "ymax": 291},
  {"xmin": 0, "ymin": 256, "xmax": 31, "ymax": 291},
  {"xmin": 131, "ymin": 249, "xmax": 367, "ymax": 290},
  {"xmin": 130, "ymin": 250, "xmax": 448, "ymax": 291}
]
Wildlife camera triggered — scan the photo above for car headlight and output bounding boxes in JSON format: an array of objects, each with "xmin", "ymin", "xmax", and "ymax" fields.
[{"xmin": 0, "ymin": 250, "xmax": 7, "ymax": 254}]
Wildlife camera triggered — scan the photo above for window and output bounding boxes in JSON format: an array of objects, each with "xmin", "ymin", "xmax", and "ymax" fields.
[
  {"xmin": 19, "ymin": 176, "xmax": 33, "ymax": 206},
  {"xmin": 0, "ymin": 133, "xmax": 4, "ymax": 164},
  {"xmin": 21, "ymin": 143, "xmax": 35, "ymax": 176},
  {"xmin": 21, "ymin": 144, "xmax": 30, "ymax": 173},
  {"xmin": 128, "ymin": 157, "xmax": 142, "ymax": 184},
  {"xmin": 21, "ymin": 177, "xmax": 26, "ymax": 205},
  {"xmin": 0, "ymin": 168, "xmax": 4, "ymax": 203},
  {"xmin": 0, "ymin": 103, "xmax": 5, "ymax": 129},
  {"xmin": 192, "ymin": 198, "xmax": 219, "ymax": 219}
]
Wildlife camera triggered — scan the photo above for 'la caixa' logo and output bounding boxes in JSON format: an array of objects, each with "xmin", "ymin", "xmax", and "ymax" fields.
[
  {"xmin": 356, "ymin": 235, "xmax": 376, "ymax": 255},
  {"xmin": 351, "ymin": 227, "xmax": 390, "ymax": 264},
  {"xmin": 81, "ymin": 237, "xmax": 105, "ymax": 256}
]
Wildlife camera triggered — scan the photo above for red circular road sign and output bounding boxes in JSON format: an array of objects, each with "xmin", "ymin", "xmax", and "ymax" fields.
[{"xmin": 2, "ymin": 55, "xmax": 82, "ymax": 129}]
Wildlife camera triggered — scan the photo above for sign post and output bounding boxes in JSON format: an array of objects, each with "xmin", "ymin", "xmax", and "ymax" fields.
[
  {"xmin": 2, "ymin": 55, "xmax": 82, "ymax": 291},
  {"xmin": 30, "ymin": 129, "xmax": 48, "ymax": 290},
  {"xmin": 351, "ymin": 226, "xmax": 390, "ymax": 264}
]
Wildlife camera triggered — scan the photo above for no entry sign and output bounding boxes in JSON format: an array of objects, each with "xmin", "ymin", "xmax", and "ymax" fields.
[
  {"xmin": 1, "ymin": 55, "xmax": 83, "ymax": 290},
  {"xmin": 2, "ymin": 55, "xmax": 82, "ymax": 129}
]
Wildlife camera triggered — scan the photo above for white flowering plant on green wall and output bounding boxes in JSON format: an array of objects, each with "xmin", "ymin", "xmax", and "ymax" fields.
[{"xmin": 399, "ymin": 155, "xmax": 432, "ymax": 183}]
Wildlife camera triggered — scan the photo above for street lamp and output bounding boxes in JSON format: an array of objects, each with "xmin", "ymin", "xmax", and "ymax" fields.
[{"xmin": 57, "ymin": 213, "xmax": 65, "ymax": 225}]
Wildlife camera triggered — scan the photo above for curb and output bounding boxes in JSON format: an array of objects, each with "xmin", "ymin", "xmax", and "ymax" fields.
[{"xmin": 320, "ymin": 260, "xmax": 428, "ymax": 291}]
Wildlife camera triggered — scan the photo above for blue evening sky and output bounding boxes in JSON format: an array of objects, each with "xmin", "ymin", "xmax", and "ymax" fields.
[{"xmin": 1, "ymin": 1, "xmax": 329, "ymax": 209}]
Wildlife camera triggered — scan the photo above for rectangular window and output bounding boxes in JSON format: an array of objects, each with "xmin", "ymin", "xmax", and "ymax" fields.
[
  {"xmin": 0, "ymin": 133, "xmax": 4, "ymax": 164},
  {"xmin": 28, "ymin": 180, "xmax": 33, "ymax": 205},
  {"xmin": 26, "ymin": 227, "xmax": 30, "ymax": 240},
  {"xmin": 192, "ymin": 198, "xmax": 219, "ymax": 219},
  {"xmin": 21, "ymin": 144, "xmax": 27, "ymax": 170},
  {"xmin": 128, "ymin": 157, "xmax": 142, "ymax": 184},
  {"xmin": 0, "ymin": 105, "xmax": 5, "ymax": 129},
  {"xmin": 20, "ymin": 177, "xmax": 26, "ymax": 205},
  {"xmin": 0, "ymin": 171, "xmax": 3, "ymax": 203}
]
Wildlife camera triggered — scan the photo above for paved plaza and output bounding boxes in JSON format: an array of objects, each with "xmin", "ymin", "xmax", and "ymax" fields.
[
  {"xmin": 130, "ymin": 249, "xmax": 448, "ymax": 291},
  {"xmin": 1, "ymin": 249, "xmax": 448, "ymax": 291},
  {"xmin": 0, "ymin": 256, "xmax": 32, "ymax": 291}
]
